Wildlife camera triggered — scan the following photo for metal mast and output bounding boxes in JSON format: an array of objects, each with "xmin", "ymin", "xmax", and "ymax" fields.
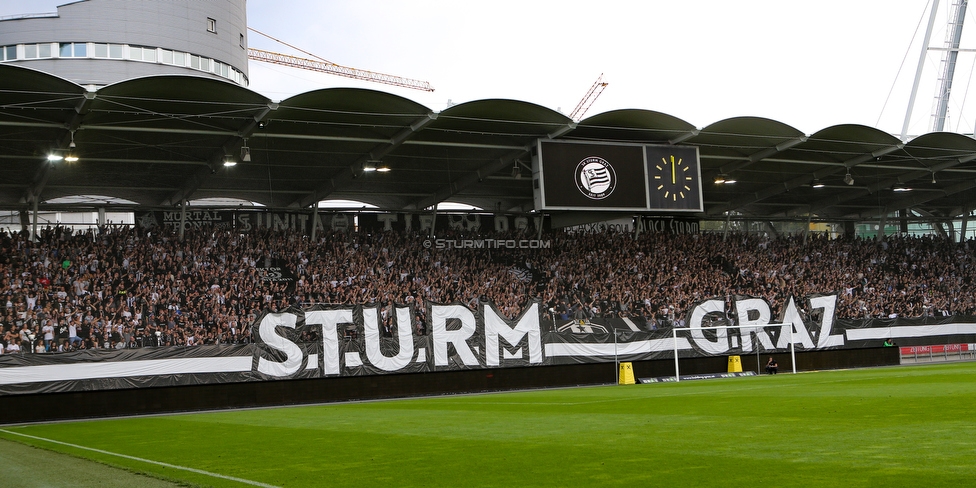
[
  {"xmin": 932, "ymin": 0, "xmax": 969, "ymax": 131},
  {"xmin": 901, "ymin": 0, "xmax": 941, "ymax": 140}
]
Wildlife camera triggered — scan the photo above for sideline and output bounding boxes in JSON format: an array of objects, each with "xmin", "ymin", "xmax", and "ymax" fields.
[{"xmin": 0, "ymin": 428, "xmax": 281, "ymax": 488}]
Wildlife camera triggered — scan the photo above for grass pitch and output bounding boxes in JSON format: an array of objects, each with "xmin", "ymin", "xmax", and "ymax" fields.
[{"xmin": 2, "ymin": 362, "xmax": 975, "ymax": 487}]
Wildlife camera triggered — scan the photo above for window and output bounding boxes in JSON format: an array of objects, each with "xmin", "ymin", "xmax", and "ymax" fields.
[
  {"xmin": 24, "ymin": 43, "xmax": 54, "ymax": 59},
  {"xmin": 214, "ymin": 61, "xmax": 229, "ymax": 77},
  {"xmin": 207, "ymin": 17, "xmax": 216, "ymax": 33},
  {"xmin": 128, "ymin": 46, "xmax": 156, "ymax": 62},
  {"xmin": 60, "ymin": 42, "xmax": 87, "ymax": 58},
  {"xmin": 240, "ymin": 33, "xmax": 245, "ymax": 49},
  {"xmin": 0, "ymin": 40, "xmax": 247, "ymax": 86}
]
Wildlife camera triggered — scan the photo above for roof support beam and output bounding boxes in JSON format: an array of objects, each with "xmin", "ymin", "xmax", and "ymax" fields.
[
  {"xmin": 668, "ymin": 129, "xmax": 700, "ymax": 145},
  {"xmin": 409, "ymin": 122, "xmax": 576, "ymax": 210},
  {"xmin": 790, "ymin": 152, "xmax": 976, "ymax": 218},
  {"xmin": 294, "ymin": 112, "xmax": 438, "ymax": 208},
  {"xmin": 709, "ymin": 144, "xmax": 904, "ymax": 216},
  {"xmin": 237, "ymin": 103, "xmax": 278, "ymax": 140},
  {"xmin": 0, "ymin": 121, "xmax": 64, "ymax": 129},
  {"xmin": 66, "ymin": 91, "xmax": 96, "ymax": 132},
  {"xmin": 22, "ymin": 91, "xmax": 97, "ymax": 206},
  {"xmin": 702, "ymin": 136, "xmax": 807, "ymax": 183},
  {"xmin": 847, "ymin": 178, "xmax": 976, "ymax": 220},
  {"xmin": 160, "ymin": 103, "xmax": 279, "ymax": 206},
  {"xmin": 946, "ymin": 200, "xmax": 976, "ymax": 221},
  {"xmin": 410, "ymin": 149, "xmax": 530, "ymax": 210},
  {"xmin": 706, "ymin": 165, "xmax": 839, "ymax": 216},
  {"xmin": 46, "ymin": 184, "xmax": 180, "ymax": 192},
  {"xmin": 77, "ymin": 123, "xmax": 526, "ymax": 151}
]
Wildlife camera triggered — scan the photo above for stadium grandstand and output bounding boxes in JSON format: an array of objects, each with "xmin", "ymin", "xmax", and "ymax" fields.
[
  {"xmin": 1, "ymin": 224, "xmax": 975, "ymax": 355},
  {"xmin": 1, "ymin": 0, "xmax": 976, "ymax": 423}
]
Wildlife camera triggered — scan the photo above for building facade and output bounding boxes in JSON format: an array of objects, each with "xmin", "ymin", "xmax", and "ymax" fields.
[{"xmin": 0, "ymin": 0, "xmax": 248, "ymax": 89}]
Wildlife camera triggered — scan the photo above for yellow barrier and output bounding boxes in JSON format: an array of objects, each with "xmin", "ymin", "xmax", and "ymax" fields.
[
  {"xmin": 618, "ymin": 362, "xmax": 635, "ymax": 385},
  {"xmin": 727, "ymin": 355, "xmax": 742, "ymax": 373}
]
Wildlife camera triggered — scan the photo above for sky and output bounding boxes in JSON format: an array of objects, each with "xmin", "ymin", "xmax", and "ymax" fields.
[{"xmin": 3, "ymin": 0, "xmax": 976, "ymax": 136}]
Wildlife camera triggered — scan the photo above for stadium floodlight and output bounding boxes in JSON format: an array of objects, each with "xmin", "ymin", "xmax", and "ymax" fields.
[
  {"xmin": 671, "ymin": 323, "xmax": 797, "ymax": 382},
  {"xmin": 64, "ymin": 131, "xmax": 80, "ymax": 162},
  {"xmin": 363, "ymin": 159, "xmax": 383, "ymax": 173},
  {"xmin": 714, "ymin": 173, "xmax": 736, "ymax": 184},
  {"xmin": 811, "ymin": 178, "xmax": 825, "ymax": 188}
]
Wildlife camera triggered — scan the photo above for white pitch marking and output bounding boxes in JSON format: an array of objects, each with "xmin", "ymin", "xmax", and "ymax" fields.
[{"xmin": 0, "ymin": 429, "xmax": 280, "ymax": 488}]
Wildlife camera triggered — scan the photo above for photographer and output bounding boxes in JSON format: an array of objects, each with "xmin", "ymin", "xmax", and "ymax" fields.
[{"xmin": 765, "ymin": 357, "xmax": 779, "ymax": 375}]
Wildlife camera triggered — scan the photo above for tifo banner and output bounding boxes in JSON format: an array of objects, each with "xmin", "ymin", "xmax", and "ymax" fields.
[
  {"xmin": 2, "ymin": 294, "xmax": 976, "ymax": 395},
  {"xmin": 633, "ymin": 216, "xmax": 700, "ymax": 235},
  {"xmin": 136, "ymin": 210, "xmax": 548, "ymax": 235},
  {"xmin": 137, "ymin": 210, "xmax": 235, "ymax": 229},
  {"xmin": 357, "ymin": 213, "xmax": 547, "ymax": 234},
  {"xmin": 254, "ymin": 258, "xmax": 298, "ymax": 291}
]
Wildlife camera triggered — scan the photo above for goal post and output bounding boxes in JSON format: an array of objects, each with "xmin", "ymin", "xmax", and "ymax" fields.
[{"xmin": 671, "ymin": 323, "xmax": 797, "ymax": 382}]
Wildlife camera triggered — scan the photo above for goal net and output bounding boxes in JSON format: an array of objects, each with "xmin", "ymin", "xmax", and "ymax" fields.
[{"xmin": 670, "ymin": 322, "xmax": 797, "ymax": 382}]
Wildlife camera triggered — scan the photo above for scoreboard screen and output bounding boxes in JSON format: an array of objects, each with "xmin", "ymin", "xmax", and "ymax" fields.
[{"xmin": 533, "ymin": 140, "xmax": 702, "ymax": 212}]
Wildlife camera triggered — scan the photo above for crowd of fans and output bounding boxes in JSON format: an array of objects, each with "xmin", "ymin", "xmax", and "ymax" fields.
[{"xmin": 1, "ymin": 223, "xmax": 975, "ymax": 355}]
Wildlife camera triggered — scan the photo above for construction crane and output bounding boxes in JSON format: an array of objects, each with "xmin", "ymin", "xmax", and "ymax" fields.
[
  {"xmin": 246, "ymin": 27, "xmax": 434, "ymax": 92},
  {"xmin": 569, "ymin": 74, "xmax": 608, "ymax": 121}
]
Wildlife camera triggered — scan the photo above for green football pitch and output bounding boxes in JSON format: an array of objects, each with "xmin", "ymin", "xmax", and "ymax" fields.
[{"xmin": 1, "ymin": 361, "xmax": 975, "ymax": 487}]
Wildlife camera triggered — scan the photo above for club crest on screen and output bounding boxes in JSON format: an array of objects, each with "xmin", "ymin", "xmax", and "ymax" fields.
[{"xmin": 575, "ymin": 156, "xmax": 616, "ymax": 199}]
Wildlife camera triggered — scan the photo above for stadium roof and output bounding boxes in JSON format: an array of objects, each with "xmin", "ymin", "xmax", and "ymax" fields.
[{"xmin": 3, "ymin": 63, "xmax": 976, "ymax": 222}]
